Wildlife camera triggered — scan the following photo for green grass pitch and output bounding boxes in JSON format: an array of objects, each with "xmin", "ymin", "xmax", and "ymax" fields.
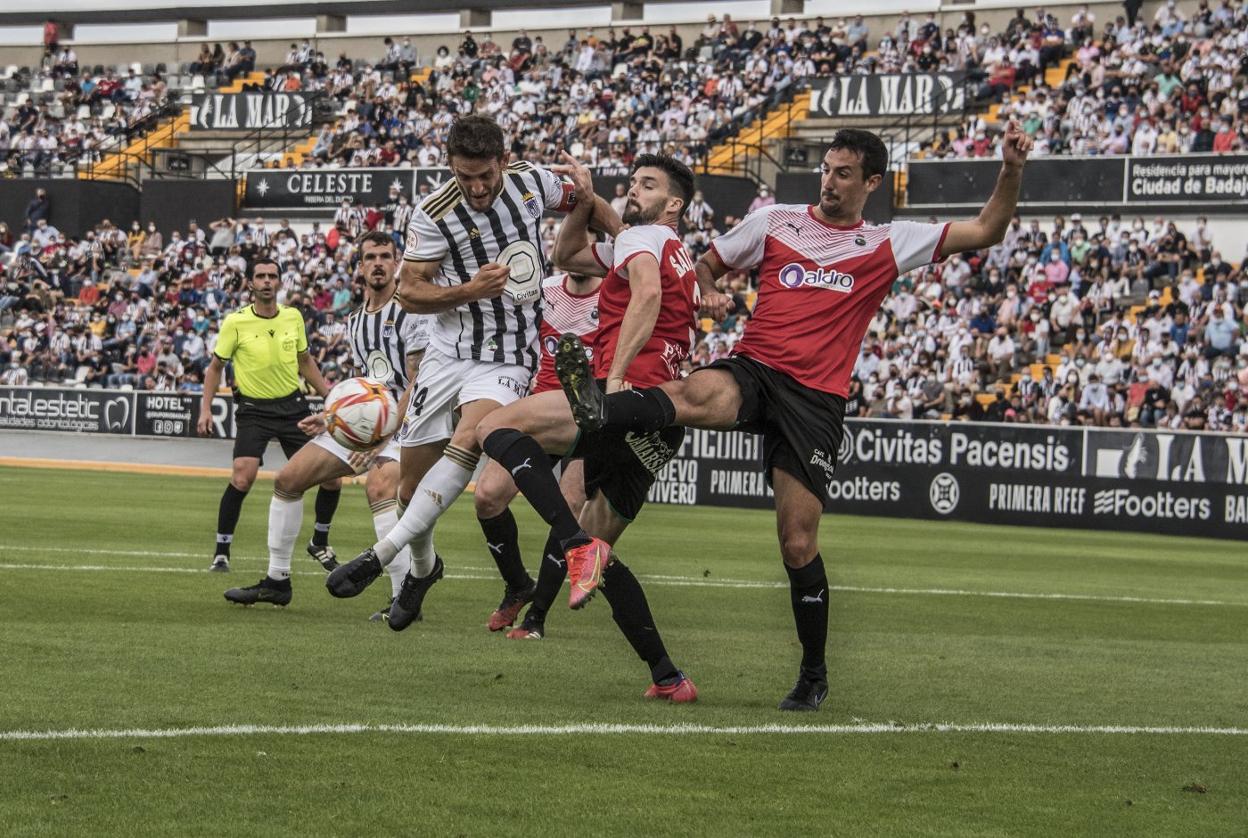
[{"xmin": 0, "ymin": 465, "xmax": 1245, "ymax": 836}]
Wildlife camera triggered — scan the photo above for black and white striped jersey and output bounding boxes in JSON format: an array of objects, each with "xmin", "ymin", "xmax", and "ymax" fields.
[
  {"xmin": 345, "ymin": 295, "xmax": 431, "ymax": 400},
  {"xmin": 402, "ymin": 160, "xmax": 577, "ymax": 370}
]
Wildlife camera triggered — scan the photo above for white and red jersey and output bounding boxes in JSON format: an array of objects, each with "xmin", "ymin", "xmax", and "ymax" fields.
[
  {"xmin": 711, "ymin": 203, "xmax": 949, "ymax": 396},
  {"xmin": 593, "ymin": 225, "xmax": 698, "ymax": 388},
  {"xmin": 534, "ymin": 271, "xmax": 602, "ymax": 394}
]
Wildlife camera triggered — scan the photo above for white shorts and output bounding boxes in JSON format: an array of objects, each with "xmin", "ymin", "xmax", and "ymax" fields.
[
  {"xmin": 311, "ymin": 433, "xmax": 402, "ymax": 468},
  {"xmin": 397, "ymin": 347, "xmax": 532, "ymax": 447}
]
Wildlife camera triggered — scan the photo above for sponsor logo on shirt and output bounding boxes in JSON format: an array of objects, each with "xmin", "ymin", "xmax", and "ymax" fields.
[{"xmin": 777, "ymin": 262, "xmax": 856, "ymax": 292}]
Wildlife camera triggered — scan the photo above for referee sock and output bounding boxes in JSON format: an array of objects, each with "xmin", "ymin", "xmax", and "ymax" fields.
[
  {"xmin": 215, "ymin": 484, "xmax": 248, "ymax": 557},
  {"xmin": 786, "ymin": 554, "xmax": 829, "ymax": 672},
  {"xmin": 370, "ymin": 500, "xmax": 412, "ymax": 599},
  {"xmin": 528, "ymin": 528, "xmax": 568, "ymax": 621},
  {"xmin": 375, "ymin": 445, "xmax": 478, "ymax": 573},
  {"xmin": 601, "ymin": 387, "xmax": 677, "ymax": 434},
  {"xmin": 600, "ymin": 559, "xmax": 679, "ymax": 685},
  {"xmin": 478, "ymin": 508, "xmax": 533, "ymax": 592},
  {"xmin": 482, "ymin": 429, "xmax": 581, "ymax": 543},
  {"xmin": 312, "ymin": 487, "xmax": 341, "ymax": 548},
  {"xmin": 267, "ymin": 492, "xmax": 303, "ymax": 581}
]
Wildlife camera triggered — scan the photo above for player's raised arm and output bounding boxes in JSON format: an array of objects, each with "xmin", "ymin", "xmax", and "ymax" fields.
[
  {"xmin": 552, "ymin": 153, "xmax": 615, "ymax": 278},
  {"xmin": 939, "ymin": 121, "xmax": 1033, "ymax": 259}
]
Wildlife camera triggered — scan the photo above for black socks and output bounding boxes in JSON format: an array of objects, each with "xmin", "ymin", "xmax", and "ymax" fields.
[
  {"xmin": 312, "ymin": 486, "xmax": 341, "ymax": 547},
  {"xmin": 601, "ymin": 559, "xmax": 678, "ymax": 685},
  {"xmin": 482, "ymin": 429, "xmax": 581, "ymax": 543},
  {"xmin": 478, "ymin": 508, "xmax": 533, "ymax": 592},
  {"xmin": 215, "ymin": 484, "xmax": 248, "ymax": 556},
  {"xmin": 601, "ymin": 387, "xmax": 677, "ymax": 434},
  {"xmin": 786, "ymin": 554, "xmax": 829, "ymax": 672},
  {"xmin": 527, "ymin": 528, "xmax": 568, "ymax": 621}
]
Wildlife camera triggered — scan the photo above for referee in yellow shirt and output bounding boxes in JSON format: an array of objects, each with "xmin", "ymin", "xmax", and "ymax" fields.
[{"xmin": 198, "ymin": 258, "xmax": 341, "ymax": 578}]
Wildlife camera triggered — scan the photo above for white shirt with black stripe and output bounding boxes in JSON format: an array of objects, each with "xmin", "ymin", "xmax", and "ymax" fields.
[
  {"xmin": 346, "ymin": 295, "xmax": 431, "ymax": 400},
  {"xmin": 402, "ymin": 161, "xmax": 577, "ymax": 370}
]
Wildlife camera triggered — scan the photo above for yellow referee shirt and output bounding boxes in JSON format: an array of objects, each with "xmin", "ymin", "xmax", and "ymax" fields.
[{"xmin": 213, "ymin": 305, "xmax": 308, "ymax": 399}]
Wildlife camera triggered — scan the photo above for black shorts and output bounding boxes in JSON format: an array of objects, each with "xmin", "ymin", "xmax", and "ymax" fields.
[
  {"xmin": 232, "ymin": 391, "xmax": 314, "ymax": 464},
  {"xmin": 708, "ymin": 355, "xmax": 846, "ymax": 505},
  {"xmin": 571, "ymin": 425, "xmax": 686, "ymax": 523}
]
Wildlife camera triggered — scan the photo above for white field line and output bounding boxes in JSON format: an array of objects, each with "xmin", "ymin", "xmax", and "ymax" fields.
[
  {"xmin": 2, "ymin": 721, "xmax": 1245, "ymax": 743},
  {"xmin": 0, "ymin": 546, "xmax": 1244, "ymax": 607}
]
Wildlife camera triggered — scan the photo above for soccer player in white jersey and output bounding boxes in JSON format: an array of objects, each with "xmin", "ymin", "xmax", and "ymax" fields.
[
  {"xmin": 325, "ymin": 115, "xmax": 613, "ymax": 628},
  {"xmin": 557, "ymin": 125, "xmax": 1033, "ymax": 710},
  {"xmin": 225, "ymin": 231, "xmax": 429, "ymax": 614}
]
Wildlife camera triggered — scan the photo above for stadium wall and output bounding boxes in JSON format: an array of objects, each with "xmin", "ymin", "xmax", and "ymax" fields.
[
  {"xmin": 0, "ymin": 178, "xmax": 239, "ymax": 238},
  {"xmin": 3, "ymin": 384, "xmax": 1245, "ymax": 541},
  {"xmin": 0, "ymin": 178, "xmax": 140, "ymax": 239}
]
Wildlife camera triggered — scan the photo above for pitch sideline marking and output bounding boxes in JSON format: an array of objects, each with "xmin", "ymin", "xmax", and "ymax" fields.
[
  {"xmin": 2, "ymin": 721, "xmax": 1245, "ymax": 742},
  {"xmin": 0, "ymin": 555, "xmax": 1243, "ymax": 607}
]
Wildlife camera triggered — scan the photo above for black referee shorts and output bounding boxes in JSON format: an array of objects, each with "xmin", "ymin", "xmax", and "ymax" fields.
[
  {"xmin": 232, "ymin": 392, "xmax": 313, "ymax": 464},
  {"xmin": 708, "ymin": 355, "xmax": 846, "ymax": 506}
]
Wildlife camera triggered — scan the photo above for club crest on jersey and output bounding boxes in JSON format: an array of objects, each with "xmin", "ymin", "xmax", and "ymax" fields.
[
  {"xmin": 521, "ymin": 191, "xmax": 541, "ymax": 218},
  {"xmin": 383, "ymin": 320, "xmax": 395, "ymax": 338},
  {"xmin": 777, "ymin": 261, "xmax": 855, "ymax": 293}
]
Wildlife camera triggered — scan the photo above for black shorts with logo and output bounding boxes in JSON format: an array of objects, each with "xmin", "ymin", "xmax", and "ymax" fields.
[
  {"xmin": 708, "ymin": 355, "xmax": 846, "ymax": 505},
  {"xmin": 570, "ymin": 424, "xmax": 686, "ymax": 523},
  {"xmin": 232, "ymin": 391, "xmax": 314, "ymax": 463}
]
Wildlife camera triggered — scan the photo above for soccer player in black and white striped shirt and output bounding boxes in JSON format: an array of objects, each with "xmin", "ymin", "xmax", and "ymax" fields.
[
  {"xmin": 326, "ymin": 115, "xmax": 614, "ymax": 629},
  {"xmin": 246, "ymin": 231, "xmax": 429, "ymax": 615}
]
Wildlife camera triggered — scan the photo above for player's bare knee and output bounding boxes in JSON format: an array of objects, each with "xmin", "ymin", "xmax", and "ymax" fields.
[
  {"xmin": 273, "ymin": 471, "xmax": 304, "ymax": 498},
  {"xmin": 321, "ymin": 477, "xmax": 343, "ymax": 491},
  {"xmin": 778, "ymin": 528, "xmax": 818, "ymax": 568},
  {"xmin": 230, "ymin": 467, "xmax": 257, "ymax": 493},
  {"xmin": 474, "ymin": 489, "xmax": 509, "ymax": 519}
]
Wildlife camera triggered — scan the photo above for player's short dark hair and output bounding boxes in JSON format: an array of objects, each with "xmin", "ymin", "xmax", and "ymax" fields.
[
  {"xmin": 356, "ymin": 229, "xmax": 396, "ymax": 254},
  {"xmin": 251, "ymin": 257, "xmax": 280, "ymax": 277},
  {"xmin": 447, "ymin": 115, "xmax": 506, "ymax": 161},
  {"xmin": 827, "ymin": 129, "xmax": 889, "ymax": 181},
  {"xmin": 632, "ymin": 153, "xmax": 695, "ymax": 216}
]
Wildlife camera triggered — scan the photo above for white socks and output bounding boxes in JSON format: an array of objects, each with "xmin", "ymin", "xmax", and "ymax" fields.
[
  {"xmin": 371, "ymin": 503, "xmax": 413, "ymax": 598},
  {"xmin": 267, "ymin": 493, "xmax": 303, "ymax": 581},
  {"xmin": 374, "ymin": 445, "xmax": 478, "ymax": 575}
]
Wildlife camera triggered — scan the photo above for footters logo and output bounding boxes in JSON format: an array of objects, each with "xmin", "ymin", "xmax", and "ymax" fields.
[
  {"xmin": 1092, "ymin": 489, "xmax": 1210, "ymax": 520},
  {"xmin": 929, "ymin": 472, "xmax": 960, "ymax": 514}
]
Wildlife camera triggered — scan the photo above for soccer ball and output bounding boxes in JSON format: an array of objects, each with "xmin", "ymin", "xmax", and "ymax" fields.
[{"xmin": 324, "ymin": 377, "xmax": 400, "ymax": 451}]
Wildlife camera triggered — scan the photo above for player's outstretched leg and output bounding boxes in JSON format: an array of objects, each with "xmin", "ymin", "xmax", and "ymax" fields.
[
  {"xmin": 328, "ymin": 443, "xmax": 478, "ymax": 599},
  {"xmin": 600, "ymin": 556, "xmax": 696, "ymax": 703},
  {"xmin": 555, "ymin": 333, "xmax": 677, "ymax": 435}
]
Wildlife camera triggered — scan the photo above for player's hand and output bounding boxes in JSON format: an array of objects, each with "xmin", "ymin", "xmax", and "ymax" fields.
[
  {"xmin": 196, "ymin": 410, "xmax": 214, "ymax": 437},
  {"xmin": 1001, "ymin": 120, "xmax": 1033, "ymax": 169},
  {"xmin": 700, "ymin": 291, "xmax": 734, "ymax": 321},
  {"xmin": 298, "ymin": 412, "xmax": 327, "ymax": 436},
  {"xmin": 605, "ymin": 376, "xmax": 632, "ymax": 394},
  {"xmin": 470, "ymin": 262, "xmax": 511, "ymax": 299},
  {"xmin": 551, "ymin": 151, "xmax": 594, "ymax": 200},
  {"xmin": 347, "ymin": 445, "xmax": 380, "ymax": 474}
]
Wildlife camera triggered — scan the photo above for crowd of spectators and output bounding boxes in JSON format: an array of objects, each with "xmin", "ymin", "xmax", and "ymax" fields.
[
  {"xmin": 0, "ymin": 63, "xmax": 173, "ymax": 175},
  {"xmin": 926, "ymin": 0, "xmax": 1247, "ymax": 158},
  {"xmin": 3, "ymin": 195, "xmax": 1245, "ymax": 432}
]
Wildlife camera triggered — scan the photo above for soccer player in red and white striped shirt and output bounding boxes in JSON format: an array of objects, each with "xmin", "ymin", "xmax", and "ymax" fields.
[{"xmin": 557, "ymin": 124, "xmax": 1034, "ymax": 711}]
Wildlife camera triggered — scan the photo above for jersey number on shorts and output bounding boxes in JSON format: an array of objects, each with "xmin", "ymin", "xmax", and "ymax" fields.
[{"xmin": 407, "ymin": 386, "xmax": 429, "ymax": 418}]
